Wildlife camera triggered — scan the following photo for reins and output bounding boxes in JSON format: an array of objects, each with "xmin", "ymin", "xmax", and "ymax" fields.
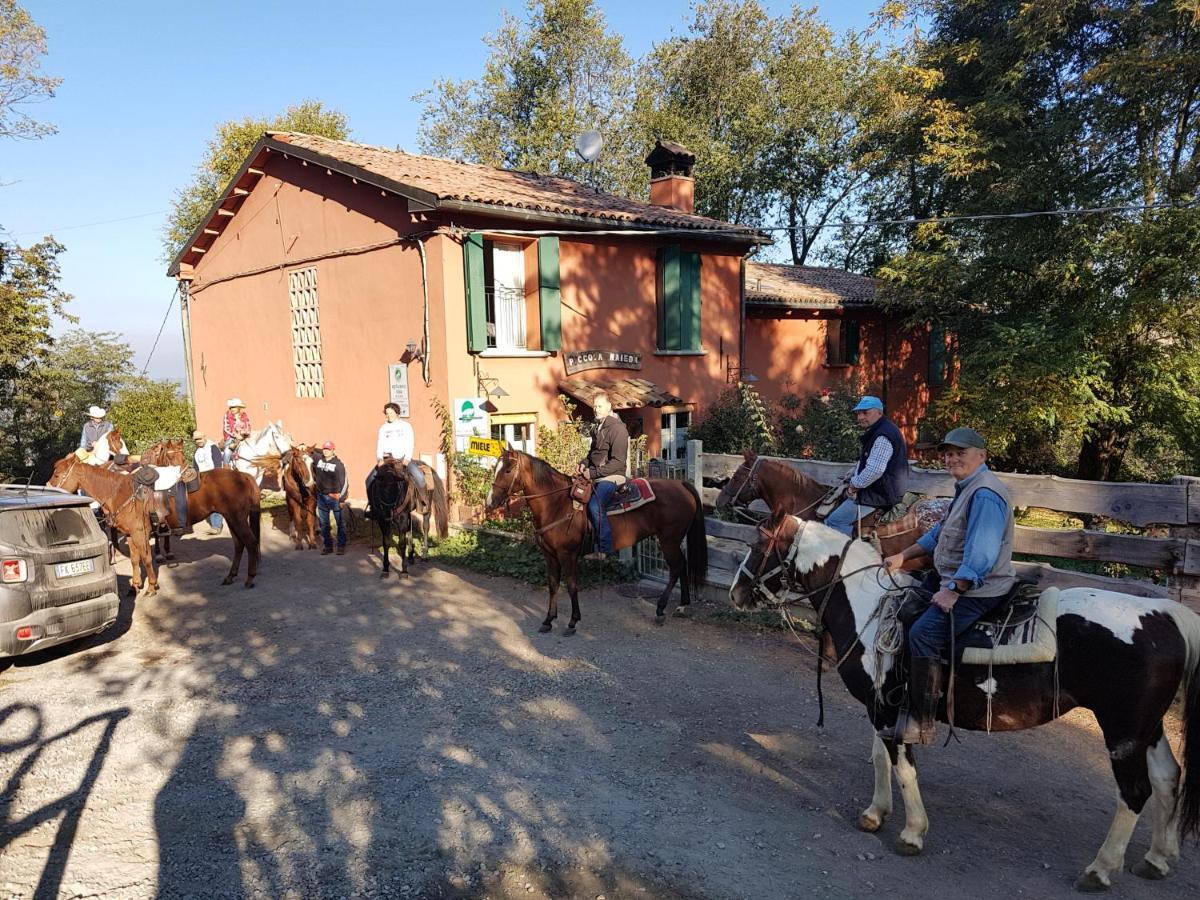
[{"xmin": 494, "ymin": 453, "xmax": 578, "ymax": 536}]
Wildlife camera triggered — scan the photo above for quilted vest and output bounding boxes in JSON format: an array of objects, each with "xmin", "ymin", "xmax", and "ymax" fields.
[
  {"xmin": 933, "ymin": 466, "xmax": 1016, "ymax": 598},
  {"xmin": 855, "ymin": 417, "xmax": 909, "ymax": 508}
]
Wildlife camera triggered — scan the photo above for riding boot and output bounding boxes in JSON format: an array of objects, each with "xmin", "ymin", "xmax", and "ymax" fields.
[{"xmin": 898, "ymin": 656, "xmax": 944, "ymax": 745}]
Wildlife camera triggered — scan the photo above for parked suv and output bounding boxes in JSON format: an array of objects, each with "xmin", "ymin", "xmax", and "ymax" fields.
[{"xmin": 0, "ymin": 484, "xmax": 120, "ymax": 658}]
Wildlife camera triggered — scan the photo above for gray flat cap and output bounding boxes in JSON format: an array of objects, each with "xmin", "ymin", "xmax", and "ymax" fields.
[{"xmin": 939, "ymin": 427, "xmax": 986, "ymax": 450}]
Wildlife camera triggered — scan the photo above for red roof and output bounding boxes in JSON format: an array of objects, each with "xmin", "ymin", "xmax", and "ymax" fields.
[{"xmin": 745, "ymin": 261, "xmax": 877, "ymax": 308}]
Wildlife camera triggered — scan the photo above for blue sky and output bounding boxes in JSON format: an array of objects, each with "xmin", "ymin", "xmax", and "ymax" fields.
[{"xmin": 2, "ymin": 1, "xmax": 881, "ymax": 381}]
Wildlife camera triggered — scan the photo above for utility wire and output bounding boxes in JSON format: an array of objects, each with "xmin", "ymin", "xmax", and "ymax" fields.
[
  {"xmin": 141, "ymin": 286, "xmax": 179, "ymax": 376},
  {"xmin": 7, "ymin": 208, "xmax": 169, "ymax": 238}
]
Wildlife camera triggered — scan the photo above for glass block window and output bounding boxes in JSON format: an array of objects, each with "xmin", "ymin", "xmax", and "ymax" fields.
[{"xmin": 288, "ymin": 267, "xmax": 324, "ymax": 398}]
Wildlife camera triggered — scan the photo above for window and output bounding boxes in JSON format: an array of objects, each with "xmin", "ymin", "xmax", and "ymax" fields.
[
  {"xmin": 463, "ymin": 234, "xmax": 561, "ymax": 353},
  {"xmin": 929, "ymin": 321, "xmax": 946, "ymax": 387},
  {"xmin": 288, "ymin": 267, "xmax": 324, "ymax": 398},
  {"xmin": 660, "ymin": 410, "xmax": 690, "ymax": 461},
  {"xmin": 656, "ymin": 246, "xmax": 702, "ymax": 352},
  {"xmin": 825, "ymin": 318, "xmax": 860, "ymax": 367},
  {"xmin": 490, "ymin": 421, "xmax": 535, "ymax": 454}
]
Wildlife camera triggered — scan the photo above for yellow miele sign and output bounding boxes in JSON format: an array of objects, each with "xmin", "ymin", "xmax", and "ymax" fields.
[{"xmin": 466, "ymin": 437, "xmax": 504, "ymax": 457}]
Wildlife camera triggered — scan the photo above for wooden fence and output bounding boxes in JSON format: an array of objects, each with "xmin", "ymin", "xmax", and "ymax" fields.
[{"xmin": 675, "ymin": 442, "xmax": 1200, "ymax": 610}]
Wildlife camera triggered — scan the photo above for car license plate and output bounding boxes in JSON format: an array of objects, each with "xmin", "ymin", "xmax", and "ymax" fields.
[{"xmin": 54, "ymin": 559, "xmax": 95, "ymax": 579}]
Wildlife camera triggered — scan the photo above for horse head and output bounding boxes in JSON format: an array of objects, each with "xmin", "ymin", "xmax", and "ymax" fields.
[
  {"xmin": 729, "ymin": 512, "xmax": 803, "ymax": 609},
  {"xmin": 716, "ymin": 449, "xmax": 762, "ymax": 510},
  {"xmin": 48, "ymin": 454, "xmax": 83, "ymax": 494},
  {"xmin": 484, "ymin": 449, "xmax": 524, "ymax": 513}
]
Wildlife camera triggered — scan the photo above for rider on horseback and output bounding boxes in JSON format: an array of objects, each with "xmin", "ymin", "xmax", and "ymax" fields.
[
  {"xmin": 222, "ymin": 398, "xmax": 252, "ymax": 466},
  {"xmin": 369, "ymin": 402, "xmax": 426, "ymax": 493},
  {"xmin": 882, "ymin": 427, "xmax": 1016, "ymax": 744},
  {"xmin": 578, "ymin": 392, "xmax": 628, "ymax": 561},
  {"xmin": 825, "ymin": 396, "xmax": 909, "ymax": 536},
  {"xmin": 79, "ymin": 406, "xmax": 114, "ymax": 452}
]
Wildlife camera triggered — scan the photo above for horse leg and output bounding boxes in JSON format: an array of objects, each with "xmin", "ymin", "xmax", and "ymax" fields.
[
  {"xmin": 1076, "ymin": 744, "xmax": 1154, "ymax": 891},
  {"xmin": 398, "ymin": 519, "xmax": 409, "ymax": 575},
  {"xmin": 378, "ymin": 520, "xmax": 391, "ymax": 575},
  {"xmin": 538, "ymin": 554, "xmax": 562, "ymax": 634},
  {"xmin": 127, "ymin": 536, "xmax": 143, "ymax": 596},
  {"xmin": 1132, "ymin": 727, "xmax": 1182, "ymax": 880},
  {"xmin": 287, "ymin": 498, "xmax": 302, "ymax": 549},
  {"xmin": 858, "ymin": 733, "xmax": 893, "ymax": 833},
  {"xmin": 655, "ymin": 540, "xmax": 685, "ymax": 623},
  {"xmin": 563, "ymin": 554, "xmax": 582, "ymax": 635},
  {"xmin": 422, "ymin": 505, "xmax": 431, "ymax": 560},
  {"xmin": 222, "ymin": 522, "xmax": 247, "ymax": 586},
  {"xmin": 889, "ymin": 742, "xmax": 929, "ymax": 855},
  {"xmin": 139, "ymin": 532, "xmax": 159, "ymax": 596}
]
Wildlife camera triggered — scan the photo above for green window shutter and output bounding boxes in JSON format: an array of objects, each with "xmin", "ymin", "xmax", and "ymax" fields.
[
  {"xmin": 929, "ymin": 320, "xmax": 945, "ymax": 386},
  {"xmin": 681, "ymin": 250, "xmax": 701, "ymax": 351},
  {"xmin": 845, "ymin": 319, "xmax": 860, "ymax": 365},
  {"xmin": 463, "ymin": 232, "xmax": 487, "ymax": 353},
  {"xmin": 657, "ymin": 245, "xmax": 682, "ymax": 350},
  {"xmin": 537, "ymin": 236, "xmax": 562, "ymax": 351}
]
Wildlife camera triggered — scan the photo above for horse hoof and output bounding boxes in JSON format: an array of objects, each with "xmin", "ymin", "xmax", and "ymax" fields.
[
  {"xmin": 894, "ymin": 838, "xmax": 923, "ymax": 857},
  {"xmin": 564, "ymin": 625, "xmax": 577, "ymax": 636},
  {"xmin": 244, "ymin": 582, "xmax": 255, "ymax": 589},
  {"xmin": 672, "ymin": 605, "xmax": 691, "ymax": 618},
  {"xmin": 654, "ymin": 613, "xmax": 666, "ymax": 626},
  {"xmin": 1131, "ymin": 860, "xmax": 1168, "ymax": 881},
  {"xmin": 537, "ymin": 623, "xmax": 552, "ymax": 634},
  {"xmin": 221, "ymin": 577, "xmax": 235, "ymax": 586},
  {"xmin": 1074, "ymin": 871, "xmax": 1111, "ymax": 892},
  {"xmin": 857, "ymin": 813, "xmax": 883, "ymax": 833},
  {"xmin": 379, "ymin": 570, "xmax": 388, "ymax": 579},
  {"xmin": 165, "ymin": 553, "xmax": 175, "ymax": 561}
]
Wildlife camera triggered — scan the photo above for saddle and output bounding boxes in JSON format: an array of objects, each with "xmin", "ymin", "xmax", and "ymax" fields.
[{"xmin": 605, "ymin": 478, "xmax": 655, "ymax": 516}]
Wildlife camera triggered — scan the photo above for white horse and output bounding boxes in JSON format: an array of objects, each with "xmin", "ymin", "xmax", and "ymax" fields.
[{"xmin": 232, "ymin": 421, "xmax": 292, "ymax": 485}]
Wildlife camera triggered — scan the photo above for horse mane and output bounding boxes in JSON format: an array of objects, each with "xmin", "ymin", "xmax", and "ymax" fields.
[
  {"xmin": 762, "ymin": 458, "xmax": 825, "ymax": 500},
  {"xmin": 517, "ymin": 451, "xmax": 568, "ymax": 492}
]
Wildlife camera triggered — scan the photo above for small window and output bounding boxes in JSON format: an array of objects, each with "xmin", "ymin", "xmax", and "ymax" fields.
[
  {"xmin": 288, "ymin": 267, "xmax": 324, "ymax": 398},
  {"xmin": 660, "ymin": 410, "xmax": 690, "ymax": 461},
  {"xmin": 656, "ymin": 246, "xmax": 702, "ymax": 351},
  {"xmin": 484, "ymin": 241, "xmax": 527, "ymax": 350},
  {"xmin": 490, "ymin": 418, "xmax": 536, "ymax": 454},
  {"xmin": 826, "ymin": 318, "xmax": 860, "ymax": 367},
  {"xmin": 929, "ymin": 321, "xmax": 946, "ymax": 387}
]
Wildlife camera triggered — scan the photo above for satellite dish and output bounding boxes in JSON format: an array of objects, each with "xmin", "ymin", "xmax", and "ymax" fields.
[{"xmin": 574, "ymin": 129, "xmax": 604, "ymax": 163}]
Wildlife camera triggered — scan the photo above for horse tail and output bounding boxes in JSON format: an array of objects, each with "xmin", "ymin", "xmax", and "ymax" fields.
[
  {"xmin": 1178, "ymin": 605, "xmax": 1200, "ymax": 840},
  {"xmin": 683, "ymin": 481, "xmax": 708, "ymax": 596},
  {"xmin": 430, "ymin": 468, "xmax": 449, "ymax": 539},
  {"xmin": 247, "ymin": 477, "xmax": 262, "ymax": 546}
]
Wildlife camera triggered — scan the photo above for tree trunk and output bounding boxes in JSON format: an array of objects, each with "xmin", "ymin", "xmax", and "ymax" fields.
[{"xmin": 1077, "ymin": 428, "xmax": 1129, "ymax": 482}]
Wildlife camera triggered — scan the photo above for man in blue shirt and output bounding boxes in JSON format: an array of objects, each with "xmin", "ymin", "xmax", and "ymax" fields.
[
  {"xmin": 882, "ymin": 427, "xmax": 1016, "ymax": 744},
  {"xmin": 824, "ymin": 395, "xmax": 910, "ymax": 536}
]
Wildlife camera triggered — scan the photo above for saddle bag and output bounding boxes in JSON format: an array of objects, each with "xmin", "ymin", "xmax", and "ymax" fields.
[
  {"xmin": 569, "ymin": 476, "xmax": 594, "ymax": 506},
  {"xmin": 894, "ymin": 588, "xmax": 932, "ymax": 628},
  {"xmin": 182, "ymin": 465, "xmax": 201, "ymax": 493}
]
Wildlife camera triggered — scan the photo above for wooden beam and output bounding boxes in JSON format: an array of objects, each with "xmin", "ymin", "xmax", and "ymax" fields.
[
  {"xmin": 190, "ymin": 246, "xmax": 206, "ymax": 254},
  {"xmin": 232, "ymin": 187, "xmax": 249, "ymax": 196},
  {"xmin": 247, "ymin": 167, "xmax": 264, "ymax": 176},
  {"xmin": 1013, "ymin": 525, "xmax": 1184, "ymax": 571},
  {"xmin": 216, "ymin": 208, "xmax": 235, "ymax": 217},
  {"xmin": 1012, "ymin": 561, "xmax": 1168, "ymax": 599},
  {"xmin": 203, "ymin": 228, "xmax": 219, "ymax": 235}
]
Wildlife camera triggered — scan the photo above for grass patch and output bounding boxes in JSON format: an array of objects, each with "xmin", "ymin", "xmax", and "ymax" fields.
[
  {"xmin": 698, "ymin": 605, "xmax": 818, "ymax": 634},
  {"xmin": 427, "ymin": 529, "xmax": 636, "ymax": 587}
]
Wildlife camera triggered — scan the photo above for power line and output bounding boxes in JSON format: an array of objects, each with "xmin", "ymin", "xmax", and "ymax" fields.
[
  {"xmin": 141, "ymin": 286, "xmax": 179, "ymax": 376},
  {"xmin": 6, "ymin": 208, "xmax": 168, "ymax": 238}
]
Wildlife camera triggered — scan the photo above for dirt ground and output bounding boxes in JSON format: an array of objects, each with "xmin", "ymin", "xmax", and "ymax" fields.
[{"xmin": 0, "ymin": 520, "xmax": 1197, "ymax": 900}]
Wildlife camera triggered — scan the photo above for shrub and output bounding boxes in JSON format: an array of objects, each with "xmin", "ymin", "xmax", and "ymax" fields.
[
  {"xmin": 108, "ymin": 377, "xmax": 195, "ymax": 453},
  {"xmin": 536, "ymin": 394, "xmax": 591, "ymax": 475},
  {"xmin": 778, "ymin": 386, "xmax": 862, "ymax": 462},
  {"xmin": 687, "ymin": 383, "xmax": 777, "ymax": 454}
]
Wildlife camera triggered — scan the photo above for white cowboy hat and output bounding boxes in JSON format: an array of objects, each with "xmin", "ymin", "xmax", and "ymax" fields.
[
  {"xmin": 227, "ymin": 398, "xmax": 245, "ymax": 408},
  {"xmin": 88, "ymin": 406, "xmax": 106, "ymax": 418}
]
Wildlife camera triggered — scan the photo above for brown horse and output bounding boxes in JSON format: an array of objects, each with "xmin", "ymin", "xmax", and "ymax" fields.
[
  {"xmin": 407, "ymin": 460, "xmax": 449, "ymax": 559},
  {"xmin": 716, "ymin": 450, "xmax": 933, "ymax": 565},
  {"xmin": 280, "ymin": 446, "xmax": 318, "ymax": 550},
  {"xmin": 48, "ymin": 454, "xmax": 158, "ymax": 596},
  {"xmin": 484, "ymin": 449, "xmax": 707, "ymax": 633}
]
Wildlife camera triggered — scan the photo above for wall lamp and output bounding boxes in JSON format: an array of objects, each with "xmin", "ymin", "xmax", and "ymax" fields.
[
  {"xmin": 401, "ymin": 339, "xmax": 425, "ymax": 364},
  {"xmin": 477, "ymin": 375, "xmax": 509, "ymax": 414},
  {"xmin": 726, "ymin": 360, "xmax": 758, "ymax": 384}
]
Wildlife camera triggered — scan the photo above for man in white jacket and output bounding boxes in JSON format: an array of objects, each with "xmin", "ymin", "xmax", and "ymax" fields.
[
  {"xmin": 192, "ymin": 429, "xmax": 224, "ymax": 534},
  {"xmin": 367, "ymin": 402, "xmax": 426, "ymax": 493}
]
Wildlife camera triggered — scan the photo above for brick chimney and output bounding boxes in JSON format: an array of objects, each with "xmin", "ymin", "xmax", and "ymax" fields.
[{"xmin": 645, "ymin": 139, "xmax": 696, "ymax": 214}]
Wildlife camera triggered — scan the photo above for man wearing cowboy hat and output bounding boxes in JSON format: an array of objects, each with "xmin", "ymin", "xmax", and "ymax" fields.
[
  {"xmin": 824, "ymin": 395, "xmax": 910, "ymax": 536},
  {"xmin": 882, "ymin": 427, "xmax": 1016, "ymax": 744},
  {"xmin": 222, "ymin": 398, "xmax": 252, "ymax": 466},
  {"xmin": 79, "ymin": 406, "xmax": 114, "ymax": 452}
]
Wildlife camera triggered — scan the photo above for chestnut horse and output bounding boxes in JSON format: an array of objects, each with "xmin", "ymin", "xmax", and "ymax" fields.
[
  {"xmin": 730, "ymin": 514, "xmax": 1200, "ymax": 890},
  {"xmin": 280, "ymin": 447, "xmax": 318, "ymax": 550},
  {"xmin": 484, "ymin": 449, "xmax": 707, "ymax": 633},
  {"xmin": 716, "ymin": 449, "xmax": 934, "ymax": 564},
  {"xmin": 48, "ymin": 454, "xmax": 158, "ymax": 596}
]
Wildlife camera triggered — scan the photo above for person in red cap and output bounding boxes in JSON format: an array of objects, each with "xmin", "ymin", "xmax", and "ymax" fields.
[{"xmin": 313, "ymin": 441, "xmax": 349, "ymax": 555}]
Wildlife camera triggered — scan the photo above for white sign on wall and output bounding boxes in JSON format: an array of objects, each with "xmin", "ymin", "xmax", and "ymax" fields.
[
  {"xmin": 388, "ymin": 364, "xmax": 410, "ymax": 417},
  {"xmin": 453, "ymin": 397, "xmax": 490, "ymax": 452}
]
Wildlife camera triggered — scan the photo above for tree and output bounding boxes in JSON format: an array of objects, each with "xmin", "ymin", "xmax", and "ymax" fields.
[
  {"xmin": 877, "ymin": 0, "xmax": 1200, "ymax": 480},
  {"xmin": 0, "ymin": 0, "xmax": 60, "ymax": 140},
  {"xmin": 162, "ymin": 100, "xmax": 350, "ymax": 260},
  {"xmin": 417, "ymin": 0, "xmax": 640, "ymax": 194},
  {"xmin": 108, "ymin": 378, "xmax": 194, "ymax": 454}
]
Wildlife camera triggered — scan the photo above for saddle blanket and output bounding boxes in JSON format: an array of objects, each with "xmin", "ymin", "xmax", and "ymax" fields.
[
  {"xmin": 960, "ymin": 586, "xmax": 1059, "ymax": 666},
  {"xmin": 150, "ymin": 465, "xmax": 182, "ymax": 492},
  {"xmin": 605, "ymin": 478, "xmax": 655, "ymax": 516}
]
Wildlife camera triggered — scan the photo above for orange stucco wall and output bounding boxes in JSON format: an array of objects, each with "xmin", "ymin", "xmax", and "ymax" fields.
[{"xmin": 744, "ymin": 313, "xmax": 937, "ymax": 444}]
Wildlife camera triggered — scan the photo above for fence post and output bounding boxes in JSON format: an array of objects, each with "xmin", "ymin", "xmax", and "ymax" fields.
[
  {"xmin": 686, "ymin": 440, "xmax": 703, "ymax": 497},
  {"xmin": 1169, "ymin": 475, "xmax": 1200, "ymax": 613}
]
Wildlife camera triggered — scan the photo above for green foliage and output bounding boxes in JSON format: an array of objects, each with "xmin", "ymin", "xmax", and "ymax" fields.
[
  {"xmin": 108, "ymin": 378, "xmax": 194, "ymax": 453},
  {"xmin": 428, "ymin": 528, "xmax": 635, "ymax": 587},
  {"xmin": 778, "ymin": 387, "xmax": 863, "ymax": 462},
  {"xmin": 162, "ymin": 100, "xmax": 350, "ymax": 261},
  {"xmin": 417, "ymin": 0, "xmax": 642, "ymax": 195},
  {"xmin": 535, "ymin": 394, "xmax": 591, "ymax": 475},
  {"xmin": 0, "ymin": 1, "xmax": 60, "ymax": 140},
  {"xmin": 452, "ymin": 454, "xmax": 493, "ymax": 506},
  {"xmin": 688, "ymin": 383, "xmax": 777, "ymax": 454}
]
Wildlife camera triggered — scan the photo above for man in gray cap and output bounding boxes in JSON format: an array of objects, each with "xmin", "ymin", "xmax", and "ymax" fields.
[
  {"xmin": 881, "ymin": 427, "xmax": 1015, "ymax": 744},
  {"xmin": 824, "ymin": 395, "xmax": 910, "ymax": 536}
]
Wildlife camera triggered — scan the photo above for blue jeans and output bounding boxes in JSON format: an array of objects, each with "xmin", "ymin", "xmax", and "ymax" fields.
[
  {"xmin": 317, "ymin": 494, "xmax": 346, "ymax": 549},
  {"xmin": 825, "ymin": 497, "xmax": 869, "ymax": 536},
  {"xmin": 365, "ymin": 460, "xmax": 426, "ymax": 493},
  {"xmin": 908, "ymin": 591, "xmax": 1006, "ymax": 659},
  {"xmin": 208, "ymin": 513, "xmax": 222, "ymax": 530},
  {"xmin": 587, "ymin": 480, "xmax": 619, "ymax": 553}
]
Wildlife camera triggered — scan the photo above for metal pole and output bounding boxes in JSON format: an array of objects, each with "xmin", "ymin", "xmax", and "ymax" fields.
[{"xmin": 178, "ymin": 277, "xmax": 195, "ymax": 409}]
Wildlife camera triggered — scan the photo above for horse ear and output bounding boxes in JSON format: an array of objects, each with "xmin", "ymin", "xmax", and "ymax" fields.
[{"xmin": 743, "ymin": 448, "xmax": 757, "ymax": 462}]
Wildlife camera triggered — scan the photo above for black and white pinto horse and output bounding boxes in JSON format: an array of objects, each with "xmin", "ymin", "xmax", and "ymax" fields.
[{"xmin": 729, "ymin": 513, "xmax": 1200, "ymax": 892}]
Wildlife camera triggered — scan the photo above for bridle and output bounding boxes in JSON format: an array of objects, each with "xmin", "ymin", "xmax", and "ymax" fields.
[
  {"xmin": 491, "ymin": 452, "xmax": 580, "ymax": 536},
  {"xmin": 51, "ymin": 455, "xmax": 140, "ymax": 528}
]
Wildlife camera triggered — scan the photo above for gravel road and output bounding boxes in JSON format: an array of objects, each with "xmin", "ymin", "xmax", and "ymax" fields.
[{"xmin": 0, "ymin": 522, "xmax": 1196, "ymax": 900}]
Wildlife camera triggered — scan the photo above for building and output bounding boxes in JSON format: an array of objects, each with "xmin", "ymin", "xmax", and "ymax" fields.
[
  {"xmin": 742, "ymin": 261, "xmax": 946, "ymax": 444},
  {"xmin": 168, "ymin": 134, "xmax": 765, "ymax": 495}
]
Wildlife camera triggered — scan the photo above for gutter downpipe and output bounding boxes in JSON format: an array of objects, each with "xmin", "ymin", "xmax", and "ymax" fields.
[{"xmin": 178, "ymin": 275, "xmax": 195, "ymax": 409}]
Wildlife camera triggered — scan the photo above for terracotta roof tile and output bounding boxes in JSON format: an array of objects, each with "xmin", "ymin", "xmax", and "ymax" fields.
[
  {"xmin": 558, "ymin": 377, "xmax": 687, "ymax": 410},
  {"xmin": 745, "ymin": 261, "xmax": 876, "ymax": 308},
  {"xmin": 270, "ymin": 132, "xmax": 757, "ymax": 235}
]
